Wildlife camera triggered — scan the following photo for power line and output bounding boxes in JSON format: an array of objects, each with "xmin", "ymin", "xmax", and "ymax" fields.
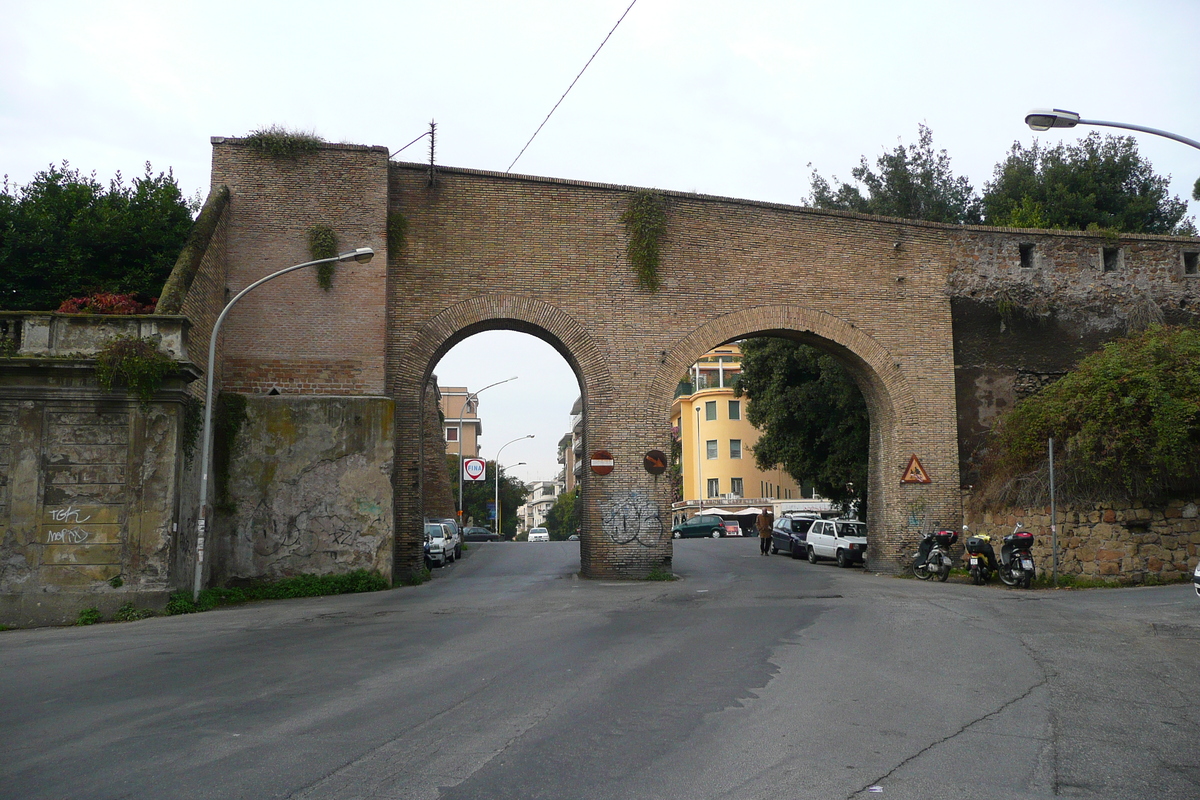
[{"xmin": 506, "ymin": 0, "xmax": 638, "ymax": 173}]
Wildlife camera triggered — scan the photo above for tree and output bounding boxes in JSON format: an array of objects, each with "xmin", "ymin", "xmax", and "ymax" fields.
[
  {"xmin": 981, "ymin": 132, "xmax": 1195, "ymax": 235},
  {"xmin": 544, "ymin": 489, "xmax": 578, "ymax": 540},
  {"xmin": 446, "ymin": 456, "xmax": 526, "ymax": 538},
  {"xmin": 807, "ymin": 124, "xmax": 983, "ymax": 224},
  {"xmin": 735, "ymin": 338, "xmax": 869, "ymax": 511},
  {"xmin": 0, "ymin": 162, "xmax": 196, "ymax": 311},
  {"xmin": 983, "ymin": 325, "xmax": 1200, "ymax": 508}
]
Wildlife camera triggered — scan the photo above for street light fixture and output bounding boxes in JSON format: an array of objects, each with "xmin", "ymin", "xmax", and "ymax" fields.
[
  {"xmin": 455, "ymin": 376, "xmax": 518, "ymax": 519},
  {"xmin": 493, "ymin": 434, "xmax": 534, "ymax": 538},
  {"xmin": 1024, "ymin": 108, "xmax": 1200, "ymax": 151},
  {"xmin": 192, "ymin": 247, "xmax": 375, "ymax": 600},
  {"xmin": 496, "ymin": 461, "xmax": 526, "ymax": 537}
]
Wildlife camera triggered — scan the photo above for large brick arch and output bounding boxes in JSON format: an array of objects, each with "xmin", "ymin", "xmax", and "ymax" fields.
[
  {"xmin": 651, "ymin": 304, "xmax": 934, "ymax": 569},
  {"xmin": 389, "ymin": 294, "xmax": 614, "ymax": 578}
]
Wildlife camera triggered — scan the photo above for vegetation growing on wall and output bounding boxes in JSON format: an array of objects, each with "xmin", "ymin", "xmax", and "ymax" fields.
[
  {"xmin": 180, "ymin": 395, "xmax": 203, "ymax": 467},
  {"xmin": 57, "ymin": 292, "xmax": 157, "ymax": 314},
  {"xmin": 213, "ymin": 392, "xmax": 249, "ymax": 514},
  {"xmin": 95, "ymin": 335, "xmax": 175, "ymax": 405},
  {"xmin": 621, "ymin": 190, "xmax": 667, "ymax": 290},
  {"xmin": 387, "ymin": 211, "xmax": 408, "ymax": 253},
  {"xmin": 243, "ymin": 126, "xmax": 324, "ymax": 158},
  {"xmin": 980, "ymin": 325, "xmax": 1200, "ymax": 509},
  {"xmin": 308, "ymin": 224, "xmax": 338, "ymax": 289},
  {"xmin": 164, "ymin": 569, "xmax": 389, "ymax": 614}
]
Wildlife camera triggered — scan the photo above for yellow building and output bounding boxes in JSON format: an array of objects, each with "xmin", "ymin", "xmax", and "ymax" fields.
[
  {"xmin": 439, "ymin": 385, "xmax": 481, "ymax": 457},
  {"xmin": 670, "ymin": 345, "xmax": 807, "ymax": 523}
]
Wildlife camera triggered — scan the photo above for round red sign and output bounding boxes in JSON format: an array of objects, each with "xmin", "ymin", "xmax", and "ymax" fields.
[{"xmin": 590, "ymin": 450, "xmax": 614, "ymax": 475}]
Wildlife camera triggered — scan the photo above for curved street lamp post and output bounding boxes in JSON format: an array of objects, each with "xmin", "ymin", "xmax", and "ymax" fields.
[
  {"xmin": 192, "ymin": 247, "xmax": 375, "ymax": 600},
  {"xmin": 1025, "ymin": 108, "xmax": 1200, "ymax": 151},
  {"xmin": 494, "ymin": 435, "xmax": 534, "ymax": 538}
]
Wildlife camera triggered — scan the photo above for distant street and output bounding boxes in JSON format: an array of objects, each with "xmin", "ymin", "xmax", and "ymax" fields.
[{"xmin": 2, "ymin": 538, "xmax": 1198, "ymax": 800}]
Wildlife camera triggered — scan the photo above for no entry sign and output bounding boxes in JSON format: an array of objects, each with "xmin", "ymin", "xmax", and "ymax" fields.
[
  {"xmin": 590, "ymin": 450, "xmax": 614, "ymax": 475},
  {"xmin": 463, "ymin": 457, "xmax": 487, "ymax": 481}
]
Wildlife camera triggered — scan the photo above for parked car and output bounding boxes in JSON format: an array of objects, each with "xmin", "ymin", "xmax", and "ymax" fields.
[
  {"xmin": 722, "ymin": 520, "xmax": 742, "ymax": 537},
  {"xmin": 528, "ymin": 527, "xmax": 550, "ymax": 542},
  {"xmin": 430, "ymin": 518, "xmax": 462, "ymax": 558},
  {"xmin": 567, "ymin": 534, "xmax": 579, "ymax": 541},
  {"xmin": 463, "ymin": 527, "xmax": 500, "ymax": 542},
  {"xmin": 424, "ymin": 523, "xmax": 450, "ymax": 567},
  {"xmin": 770, "ymin": 514, "xmax": 819, "ymax": 558},
  {"xmin": 671, "ymin": 514, "xmax": 726, "ymax": 539},
  {"xmin": 805, "ymin": 518, "xmax": 868, "ymax": 567},
  {"xmin": 1194, "ymin": 561, "xmax": 1200, "ymax": 598}
]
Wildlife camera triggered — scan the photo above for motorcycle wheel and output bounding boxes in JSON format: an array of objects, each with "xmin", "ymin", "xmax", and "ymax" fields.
[
  {"xmin": 969, "ymin": 566, "xmax": 981, "ymax": 585},
  {"xmin": 913, "ymin": 561, "xmax": 933, "ymax": 580},
  {"xmin": 937, "ymin": 562, "xmax": 950, "ymax": 582},
  {"xmin": 1022, "ymin": 568, "xmax": 1034, "ymax": 589},
  {"xmin": 999, "ymin": 567, "xmax": 1019, "ymax": 587}
]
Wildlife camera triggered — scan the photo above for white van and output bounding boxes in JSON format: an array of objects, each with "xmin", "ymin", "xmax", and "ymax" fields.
[
  {"xmin": 528, "ymin": 527, "xmax": 550, "ymax": 542},
  {"xmin": 805, "ymin": 518, "xmax": 867, "ymax": 568}
]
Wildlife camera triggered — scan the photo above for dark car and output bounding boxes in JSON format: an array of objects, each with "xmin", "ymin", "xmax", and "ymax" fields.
[
  {"xmin": 463, "ymin": 527, "xmax": 500, "ymax": 542},
  {"xmin": 671, "ymin": 514, "xmax": 726, "ymax": 539},
  {"xmin": 770, "ymin": 514, "xmax": 819, "ymax": 558}
]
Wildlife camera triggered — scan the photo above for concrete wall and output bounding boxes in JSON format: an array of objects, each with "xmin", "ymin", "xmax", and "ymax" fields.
[{"xmin": 212, "ymin": 396, "xmax": 394, "ymax": 585}]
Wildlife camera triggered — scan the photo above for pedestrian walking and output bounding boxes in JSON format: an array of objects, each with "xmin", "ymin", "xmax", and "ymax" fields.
[{"xmin": 756, "ymin": 509, "xmax": 773, "ymax": 555}]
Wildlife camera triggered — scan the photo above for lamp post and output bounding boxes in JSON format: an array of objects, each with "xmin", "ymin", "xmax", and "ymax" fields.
[
  {"xmin": 455, "ymin": 376, "xmax": 518, "ymax": 521},
  {"xmin": 192, "ymin": 247, "xmax": 375, "ymax": 600},
  {"xmin": 493, "ymin": 434, "xmax": 534, "ymax": 538},
  {"xmin": 496, "ymin": 460, "xmax": 526, "ymax": 537},
  {"xmin": 1024, "ymin": 109, "xmax": 1200, "ymax": 151}
]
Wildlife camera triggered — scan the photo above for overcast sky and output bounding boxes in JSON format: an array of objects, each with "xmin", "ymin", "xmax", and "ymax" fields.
[{"xmin": 4, "ymin": 0, "xmax": 1198, "ymax": 484}]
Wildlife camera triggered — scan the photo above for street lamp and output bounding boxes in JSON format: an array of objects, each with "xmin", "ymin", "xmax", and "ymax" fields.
[
  {"xmin": 455, "ymin": 376, "xmax": 518, "ymax": 520},
  {"xmin": 1024, "ymin": 108, "xmax": 1200, "ymax": 151},
  {"xmin": 494, "ymin": 434, "xmax": 534, "ymax": 538},
  {"xmin": 496, "ymin": 461, "xmax": 526, "ymax": 537},
  {"xmin": 192, "ymin": 247, "xmax": 375, "ymax": 600}
]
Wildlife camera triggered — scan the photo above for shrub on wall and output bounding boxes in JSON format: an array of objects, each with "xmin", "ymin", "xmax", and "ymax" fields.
[
  {"xmin": 57, "ymin": 292, "xmax": 157, "ymax": 314},
  {"xmin": 981, "ymin": 325, "xmax": 1200, "ymax": 508},
  {"xmin": 621, "ymin": 190, "xmax": 667, "ymax": 290},
  {"xmin": 95, "ymin": 335, "xmax": 175, "ymax": 406},
  {"xmin": 308, "ymin": 225, "xmax": 338, "ymax": 290},
  {"xmin": 243, "ymin": 126, "xmax": 324, "ymax": 158}
]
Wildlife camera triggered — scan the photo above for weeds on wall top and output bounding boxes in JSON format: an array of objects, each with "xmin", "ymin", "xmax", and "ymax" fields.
[
  {"xmin": 243, "ymin": 126, "xmax": 324, "ymax": 158},
  {"xmin": 621, "ymin": 190, "xmax": 667, "ymax": 291},
  {"xmin": 57, "ymin": 292, "xmax": 157, "ymax": 314},
  {"xmin": 308, "ymin": 225, "xmax": 339, "ymax": 290},
  {"xmin": 387, "ymin": 211, "xmax": 408, "ymax": 254},
  {"xmin": 96, "ymin": 335, "xmax": 175, "ymax": 406}
]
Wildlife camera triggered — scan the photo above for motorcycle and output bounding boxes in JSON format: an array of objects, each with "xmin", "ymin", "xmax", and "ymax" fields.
[
  {"xmin": 964, "ymin": 526, "xmax": 998, "ymax": 585},
  {"xmin": 998, "ymin": 522, "xmax": 1036, "ymax": 589},
  {"xmin": 912, "ymin": 528, "xmax": 958, "ymax": 582}
]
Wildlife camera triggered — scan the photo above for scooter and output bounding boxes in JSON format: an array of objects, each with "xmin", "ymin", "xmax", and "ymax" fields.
[
  {"xmin": 912, "ymin": 528, "xmax": 958, "ymax": 582},
  {"xmin": 963, "ymin": 526, "xmax": 998, "ymax": 585},
  {"xmin": 998, "ymin": 522, "xmax": 1036, "ymax": 589}
]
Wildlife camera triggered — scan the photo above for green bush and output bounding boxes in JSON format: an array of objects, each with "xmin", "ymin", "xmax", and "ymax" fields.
[
  {"xmin": 113, "ymin": 602, "xmax": 154, "ymax": 621},
  {"xmin": 983, "ymin": 325, "xmax": 1200, "ymax": 507},
  {"xmin": 243, "ymin": 126, "xmax": 324, "ymax": 157},
  {"xmin": 76, "ymin": 607, "xmax": 102, "ymax": 626},
  {"xmin": 643, "ymin": 566, "xmax": 678, "ymax": 581},
  {"xmin": 165, "ymin": 570, "xmax": 390, "ymax": 615},
  {"xmin": 95, "ymin": 335, "xmax": 175, "ymax": 405}
]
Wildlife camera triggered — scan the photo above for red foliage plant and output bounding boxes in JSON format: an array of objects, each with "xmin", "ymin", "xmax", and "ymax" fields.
[{"xmin": 57, "ymin": 292, "xmax": 157, "ymax": 315}]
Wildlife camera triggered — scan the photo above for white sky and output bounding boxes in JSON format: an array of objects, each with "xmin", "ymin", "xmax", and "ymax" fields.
[{"xmin": 4, "ymin": 0, "xmax": 1199, "ymax": 483}]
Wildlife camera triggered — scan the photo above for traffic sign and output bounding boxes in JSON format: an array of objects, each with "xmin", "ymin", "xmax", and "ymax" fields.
[
  {"xmin": 463, "ymin": 457, "xmax": 487, "ymax": 481},
  {"xmin": 590, "ymin": 450, "xmax": 614, "ymax": 475},
  {"xmin": 643, "ymin": 450, "xmax": 667, "ymax": 475},
  {"xmin": 901, "ymin": 454, "xmax": 931, "ymax": 484}
]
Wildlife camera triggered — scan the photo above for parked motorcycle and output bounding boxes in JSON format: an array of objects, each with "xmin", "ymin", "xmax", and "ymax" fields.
[
  {"xmin": 998, "ymin": 522, "xmax": 1036, "ymax": 589},
  {"xmin": 964, "ymin": 526, "xmax": 998, "ymax": 585},
  {"xmin": 912, "ymin": 528, "xmax": 958, "ymax": 582}
]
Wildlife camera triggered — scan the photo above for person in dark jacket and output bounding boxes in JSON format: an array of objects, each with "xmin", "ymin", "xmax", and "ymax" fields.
[{"xmin": 756, "ymin": 509, "xmax": 774, "ymax": 555}]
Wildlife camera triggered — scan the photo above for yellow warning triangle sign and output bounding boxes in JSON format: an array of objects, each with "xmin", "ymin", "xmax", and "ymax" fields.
[{"xmin": 901, "ymin": 454, "xmax": 931, "ymax": 484}]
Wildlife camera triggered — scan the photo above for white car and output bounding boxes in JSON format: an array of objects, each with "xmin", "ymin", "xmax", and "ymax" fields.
[
  {"xmin": 528, "ymin": 527, "xmax": 550, "ymax": 542},
  {"xmin": 805, "ymin": 518, "xmax": 868, "ymax": 568},
  {"xmin": 424, "ymin": 523, "xmax": 451, "ymax": 567},
  {"xmin": 1194, "ymin": 562, "xmax": 1199, "ymax": 598}
]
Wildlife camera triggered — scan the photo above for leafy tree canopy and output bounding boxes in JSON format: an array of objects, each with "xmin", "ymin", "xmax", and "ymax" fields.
[
  {"xmin": 735, "ymin": 338, "xmax": 869, "ymax": 512},
  {"xmin": 807, "ymin": 124, "xmax": 983, "ymax": 224},
  {"xmin": 446, "ymin": 456, "xmax": 526, "ymax": 539},
  {"xmin": 544, "ymin": 489, "xmax": 579, "ymax": 540},
  {"xmin": 981, "ymin": 132, "xmax": 1195, "ymax": 235},
  {"xmin": 0, "ymin": 162, "xmax": 196, "ymax": 311},
  {"xmin": 984, "ymin": 325, "xmax": 1200, "ymax": 508}
]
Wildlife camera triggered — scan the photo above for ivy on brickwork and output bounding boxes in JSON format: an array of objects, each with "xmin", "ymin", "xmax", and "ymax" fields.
[
  {"xmin": 621, "ymin": 190, "xmax": 667, "ymax": 291},
  {"xmin": 95, "ymin": 335, "xmax": 175, "ymax": 406},
  {"xmin": 180, "ymin": 395, "xmax": 204, "ymax": 468},
  {"xmin": 308, "ymin": 225, "xmax": 339, "ymax": 290},
  {"xmin": 387, "ymin": 211, "xmax": 408, "ymax": 254},
  {"xmin": 243, "ymin": 125, "xmax": 324, "ymax": 158}
]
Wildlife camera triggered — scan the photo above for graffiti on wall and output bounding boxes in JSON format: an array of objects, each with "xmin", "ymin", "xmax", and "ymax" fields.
[{"xmin": 600, "ymin": 490, "xmax": 665, "ymax": 547}]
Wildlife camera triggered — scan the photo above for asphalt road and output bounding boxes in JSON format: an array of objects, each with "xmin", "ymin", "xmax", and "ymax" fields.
[{"xmin": 2, "ymin": 538, "xmax": 1198, "ymax": 800}]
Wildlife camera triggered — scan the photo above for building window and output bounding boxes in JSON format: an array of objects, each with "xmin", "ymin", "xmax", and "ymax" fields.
[
  {"xmin": 705, "ymin": 400, "xmax": 717, "ymax": 421},
  {"xmin": 729, "ymin": 439, "xmax": 742, "ymax": 459},
  {"xmin": 445, "ymin": 427, "xmax": 459, "ymax": 442},
  {"xmin": 1185, "ymin": 252, "xmax": 1199, "ymax": 276},
  {"xmin": 1102, "ymin": 246, "xmax": 1121, "ymax": 272},
  {"xmin": 728, "ymin": 400, "xmax": 741, "ymax": 420},
  {"xmin": 706, "ymin": 440, "xmax": 718, "ymax": 459},
  {"xmin": 707, "ymin": 478, "xmax": 719, "ymax": 498},
  {"xmin": 730, "ymin": 477, "xmax": 743, "ymax": 496},
  {"xmin": 1019, "ymin": 242, "xmax": 1036, "ymax": 270}
]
